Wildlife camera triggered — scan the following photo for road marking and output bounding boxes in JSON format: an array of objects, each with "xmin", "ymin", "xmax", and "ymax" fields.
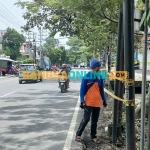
[
  {"xmin": 63, "ymin": 96, "xmax": 80, "ymax": 150},
  {"xmin": 0, "ymin": 91, "xmax": 16, "ymax": 98}
]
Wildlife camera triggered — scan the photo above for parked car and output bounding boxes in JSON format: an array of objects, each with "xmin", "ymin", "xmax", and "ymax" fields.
[
  {"xmin": 73, "ymin": 64, "xmax": 78, "ymax": 67},
  {"xmin": 80, "ymin": 62, "xmax": 87, "ymax": 68},
  {"xmin": 18, "ymin": 64, "xmax": 42, "ymax": 84}
]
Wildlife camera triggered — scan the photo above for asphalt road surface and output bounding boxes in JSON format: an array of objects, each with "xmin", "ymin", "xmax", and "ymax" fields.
[
  {"xmin": 0, "ymin": 69, "xmax": 84, "ymax": 150},
  {"xmin": 0, "ymin": 68, "xmax": 148, "ymax": 150}
]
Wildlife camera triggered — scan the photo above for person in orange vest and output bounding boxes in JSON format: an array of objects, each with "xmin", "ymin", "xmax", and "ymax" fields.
[{"xmin": 75, "ymin": 58, "xmax": 107, "ymax": 144}]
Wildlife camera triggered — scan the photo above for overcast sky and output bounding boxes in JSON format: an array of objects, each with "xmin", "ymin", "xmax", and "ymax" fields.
[{"xmin": 0, "ymin": 0, "xmax": 69, "ymax": 48}]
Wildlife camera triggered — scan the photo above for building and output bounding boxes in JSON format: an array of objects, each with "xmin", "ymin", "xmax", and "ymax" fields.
[
  {"xmin": 19, "ymin": 42, "xmax": 41, "ymax": 65},
  {"xmin": 0, "ymin": 30, "xmax": 7, "ymax": 50},
  {"xmin": 19, "ymin": 41, "xmax": 36, "ymax": 58}
]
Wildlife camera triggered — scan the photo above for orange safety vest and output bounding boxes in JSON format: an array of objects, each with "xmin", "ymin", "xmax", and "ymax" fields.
[{"xmin": 84, "ymin": 82, "xmax": 102, "ymax": 107}]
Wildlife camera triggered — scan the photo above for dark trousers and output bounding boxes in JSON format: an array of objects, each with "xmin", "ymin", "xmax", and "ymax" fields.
[{"xmin": 76, "ymin": 106, "xmax": 100, "ymax": 139}]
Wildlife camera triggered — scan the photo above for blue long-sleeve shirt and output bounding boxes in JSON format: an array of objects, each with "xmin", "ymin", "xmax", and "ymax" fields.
[{"xmin": 80, "ymin": 71, "xmax": 106, "ymax": 103}]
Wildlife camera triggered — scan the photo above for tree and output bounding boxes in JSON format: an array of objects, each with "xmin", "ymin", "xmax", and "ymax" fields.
[
  {"xmin": 2, "ymin": 28, "xmax": 25, "ymax": 60},
  {"xmin": 23, "ymin": 58, "xmax": 34, "ymax": 64},
  {"xmin": 43, "ymin": 36, "xmax": 62, "ymax": 64},
  {"xmin": 15, "ymin": 0, "xmax": 119, "ymax": 53},
  {"xmin": 66, "ymin": 36, "xmax": 91, "ymax": 63}
]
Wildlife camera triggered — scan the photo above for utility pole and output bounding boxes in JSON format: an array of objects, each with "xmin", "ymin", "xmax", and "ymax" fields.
[
  {"xmin": 123, "ymin": 0, "xmax": 136, "ymax": 149},
  {"xmin": 38, "ymin": 27, "xmax": 47, "ymax": 70},
  {"xmin": 25, "ymin": 31, "xmax": 36, "ymax": 61},
  {"xmin": 33, "ymin": 32, "xmax": 37, "ymax": 64},
  {"xmin": 112, "ymin": 12, "xmax": 124, "ymax": 143},
  {"xmin": 140, "ymin": 0, "xmax": 148, "ymax": 149}
]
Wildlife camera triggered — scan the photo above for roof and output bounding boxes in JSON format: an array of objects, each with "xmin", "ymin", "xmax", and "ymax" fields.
[
  {"xmin": 0, "ymin": 57, "xmax": 15, "ymax": 62},
  {"xmin": 20, "ymin": 64, "xmax": 36, "ymax": 65}
]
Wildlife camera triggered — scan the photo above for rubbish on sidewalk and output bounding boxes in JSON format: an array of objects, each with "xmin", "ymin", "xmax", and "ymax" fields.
[{"xmin": 105, "ymin": 126, "xmax": 108, "ymax": 132}]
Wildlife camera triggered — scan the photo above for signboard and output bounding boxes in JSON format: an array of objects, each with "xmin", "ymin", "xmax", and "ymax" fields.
[{"xmin": 0, "ymin": 30, "xmax": 6, "ymax": 37}]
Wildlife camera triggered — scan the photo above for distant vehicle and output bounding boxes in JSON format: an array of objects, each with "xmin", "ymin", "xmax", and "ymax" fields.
[
  {"xmin": 18, "ymin": 64, "xmax": 42, "ymax": 84},
  {"xmin": 73, "ymin": 64, "xmax": 78, "ymax": 67},
  {"xmin": 44, "ymin": 60, "xmax": 50, "ymax": 71},
  {"xmin": 11, "ymin": 65, "xmax": 19, "ymax": 76},
  {"xmin": 79, "ymin": 62, "xmax": 87, "ymax": 68},
  {"xmin": 0, "ymin": 55, "xmax": 15, "ymax": 76}
]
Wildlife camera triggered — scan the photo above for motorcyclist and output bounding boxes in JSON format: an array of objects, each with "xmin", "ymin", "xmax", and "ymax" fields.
[
  {"xmin": 52, "ymin": 65, "xmax": 57, "ymax": 72},
  {"xmin": 59, "ymin": 64, "xmax": 70, "ymax": 88}
]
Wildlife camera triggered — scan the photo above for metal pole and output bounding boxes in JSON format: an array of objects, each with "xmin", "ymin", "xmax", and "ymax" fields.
[
  {"xmin": 39, "ymin": 27, "xmax": 42, "ymax": 69},
  {"xmin": 123, "ymin": 0, "xmax": 136, "ymax": 149},
  {"xmin": 147, "ymin": 84, "xmax": 150, "ymax": 150},
  {"xmin": 34, "ymin": 44, "xmax": 36, "ymax": 64},
  {"xmin": 33, "ymin": 32, "xmax": 36, "ymax": 64},
  {"xmin": 112, "ymin": 12, "xmax": 123, "ymax": 143},
  {"xmin": 140, "ymin": 0, "xmax": 148, "ymax": 149}
]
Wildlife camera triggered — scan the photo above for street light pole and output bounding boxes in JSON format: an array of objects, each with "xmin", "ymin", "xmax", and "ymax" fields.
[
  {"xmin": 123, "ymin": 0, "xmax": 136, "ymax": 149},
  {"xmin": 140, "ymin": 0, "xmax": 148, "ymax": 149},
  {"xmin": 33, "ymin": 39, "xmax": 36, "ymax": 64},
  {"xmin": 33, "ymin": 33, "xmax": 37, "ymax": 65},
  {"xmin": 38, "ymin": 27, "xmax": 47, "ymax": 70}
]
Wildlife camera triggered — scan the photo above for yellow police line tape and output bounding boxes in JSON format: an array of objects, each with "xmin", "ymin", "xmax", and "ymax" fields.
[{"xmin": 104, "ymin": 88, "xmax": 134, "ymax": 106}]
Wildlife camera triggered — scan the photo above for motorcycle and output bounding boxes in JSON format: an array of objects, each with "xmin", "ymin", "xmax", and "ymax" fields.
[
  {"xmin": 59, "ymin": 78, "xmax": 68, "ymax": 93},
  {"xmin": 11, "ymin": 66, "xmax": 19, "ymax": 77}
]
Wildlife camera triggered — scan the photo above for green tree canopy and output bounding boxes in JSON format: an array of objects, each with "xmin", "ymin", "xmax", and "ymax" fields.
[
  {"xmin": 2, "ymin": 28, "xmax": 25, "ymax": 60},
  {"xmin": 15, "ymin": 0, "xmax": 119, "ymax": 55}
]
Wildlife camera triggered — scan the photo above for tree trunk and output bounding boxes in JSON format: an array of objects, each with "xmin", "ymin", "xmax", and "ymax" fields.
[
  {"xmin": 93, "ymin": 49, "xmax": 95, "ymax": 58},
  {"xmin": 107, "ymin": 48, "xmax": 111, "ymax": 72}
]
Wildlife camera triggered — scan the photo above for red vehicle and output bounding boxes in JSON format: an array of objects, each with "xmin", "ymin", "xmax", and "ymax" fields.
[{"xmin": 0, "ymin": 54, "xmax": 15, "ymax": 76}]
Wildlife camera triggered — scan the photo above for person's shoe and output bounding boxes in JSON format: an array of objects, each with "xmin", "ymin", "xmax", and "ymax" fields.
[{"xmin": 75, "ymin": 136, "xmax": 82, "ymax": 142}]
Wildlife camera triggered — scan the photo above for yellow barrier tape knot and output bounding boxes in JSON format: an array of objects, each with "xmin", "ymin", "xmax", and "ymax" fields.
[{"xmin": 104, "ymin": 88, "xmax": 134, "ymax": 106}]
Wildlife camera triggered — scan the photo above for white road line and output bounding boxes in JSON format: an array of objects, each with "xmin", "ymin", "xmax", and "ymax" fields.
[
  {"xmin": 0, "ymin": 91, "xmax": 16, "ymax": 98},
  {"xmin": 63, "ymin": 96, "xmax": 80, "ymax": 150}
]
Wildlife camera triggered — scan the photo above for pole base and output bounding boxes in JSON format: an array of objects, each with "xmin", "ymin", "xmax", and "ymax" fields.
[{"xmin": 107, "ymin": 123, "xmax": 124, "ymax": 137}]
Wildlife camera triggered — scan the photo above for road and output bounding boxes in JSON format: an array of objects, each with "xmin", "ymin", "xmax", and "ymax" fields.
[
  {"xmin": 0, "ymin": 70, "xmax": 83, "ymax": 150},
  {"xmin": 0, "ymin": 68, "xmax": 148, "ymax": 150}
]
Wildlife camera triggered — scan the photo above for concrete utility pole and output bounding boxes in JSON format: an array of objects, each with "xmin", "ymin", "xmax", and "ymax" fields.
[{"xmin": 38, "ymin": 27, "xmax": 47, "ymax": 70}]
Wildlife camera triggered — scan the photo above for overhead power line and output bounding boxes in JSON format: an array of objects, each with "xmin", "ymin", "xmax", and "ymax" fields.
[
  {"xmin": 0, "ymin": 11, "xmax": 20, "ymax": 30},
  {"xmin": 0, "ymin": 8, "xmax": 21, "ymax": 28},
  {"xmin": 0, "ymin": 19, "xmax": 10, "ymax": 26},
  {"xmin": 0, "ymin": 2, "xmax": 24, "ymax": 26}
]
